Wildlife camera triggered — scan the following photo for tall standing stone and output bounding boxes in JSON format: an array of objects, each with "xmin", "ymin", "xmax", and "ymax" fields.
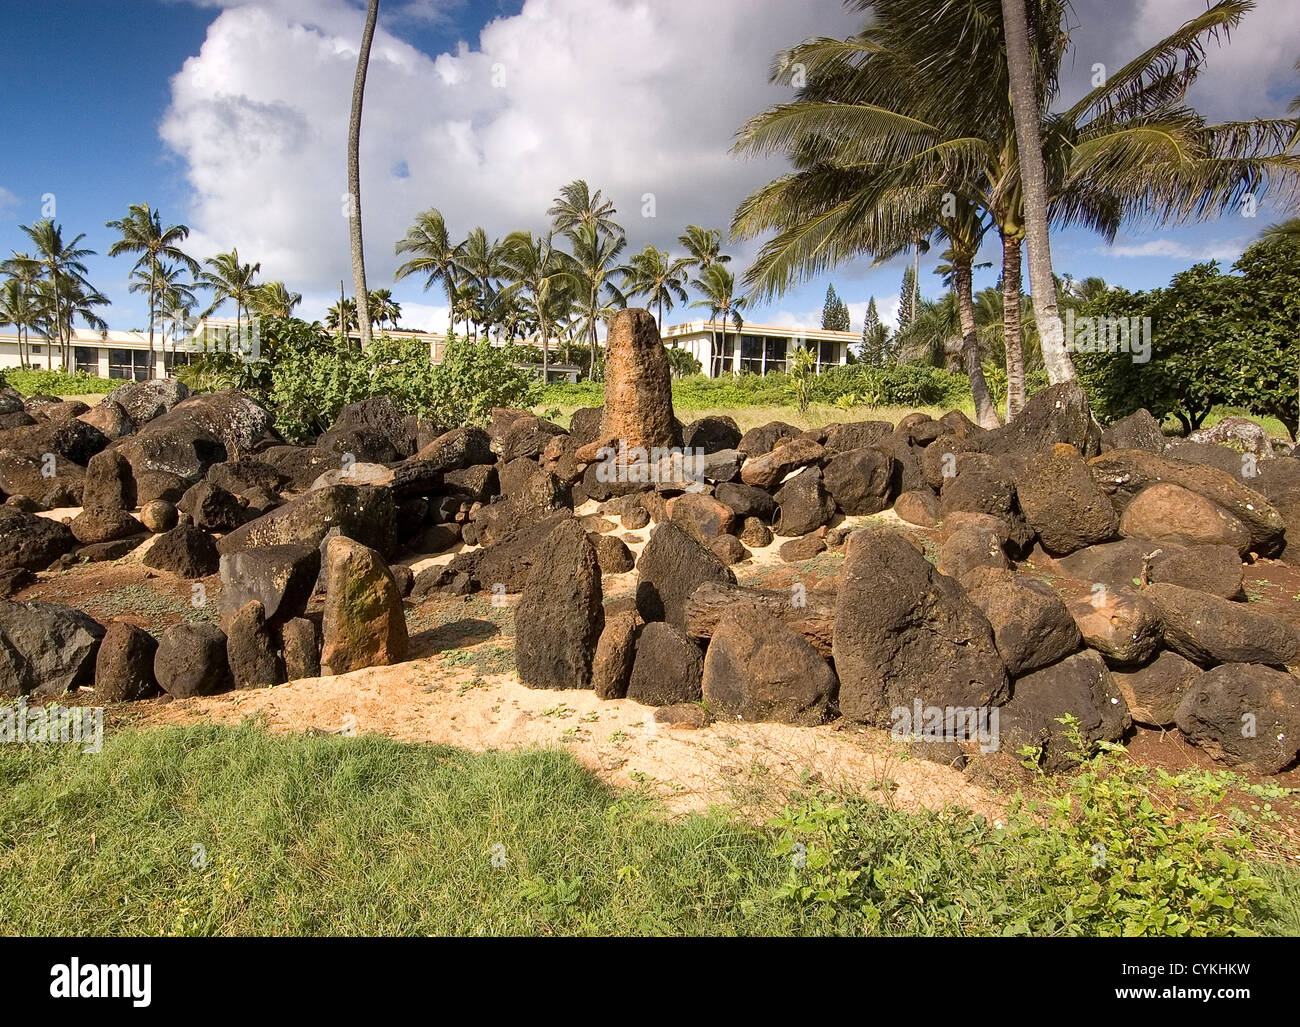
[
  {"xmin": 319, "ymin": 536, "xmax": 408, "ymax": 675},
  {"xmin": 516, "ymin": 519, "xmax": 604, "ymax": 689},
  {"xmin": 601, "ymin": 308, "xmax": 679, "ymax": 450}
]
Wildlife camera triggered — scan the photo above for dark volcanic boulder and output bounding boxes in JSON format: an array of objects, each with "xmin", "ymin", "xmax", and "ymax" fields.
[
  {"xmin": 714, "ymin": 482, "xmax": 778, "ymax": 522},
  {"xmin": 740, "ymin": 436, "xmax": 823, "ymax": 490},
  {"xmin": 114, "ymin": 414, "xmax": 226, "ymax": 483},
  {"xmin": 258, "ymin": 445, "xmax": 334, "ymax": 492},
  {"xmin": 106, "ymin": 378, "xmax": 189, "ymax": 425},
  {"xmin": 219, "ymin": 544, "xmax": 320, "ymax": 624},
  {"xmin": 833, "ymin": 527, "xmax": 1008, "ymax": 726},
  {"xmin": 226, "ymin": 600, "xmax": 285, "ymax": 688},
  {"xmin": 682, "ymin": 415, "xmax": 741, "ymax": 454},
  {"xmin": 77, "ymin": 399, "xmax": 133, "ymax": 440},
  {"xmin": 1066, "ymin": 586, "xmax": 1163, "ymax": 667},
  {"xmin": 1014, "ymin": 443, "xmax": 1118, "ymax": 555},
  {"xmin": 626, "ymin": 622, "xmax": 703, "ymax": 706},
  {"xmin": 773, "ymin": 466, "xmax": 834, "ymax": 537},
  {"xmin": 1089, "ymin": 449, "xmax": 1285, "ymax": 555},
  {"xmin": 92, "ymin": 622, "xmax": 159, "ymax": 701},
  {"xmin": 966, "ymin": 575, "xmax": 1082, "ymax": 676},
  {"xmin": 635, "ymin": 521, "xmax": 736, "ymax": 628},
  {"xmin": 736, "ymin": 420, "xmax": 800, "ymax": 458},
  {"xmin": 415, "ymin": 426, "xmax": 493, "ymax": 470},
  {"xmin": 0, "ymin": 507, "xmax": 77, "ymax": 571},
  {"xmin": 822, "ymin": 447, "xmax": 898, "ymax": 515},
  {"xmin": 1143, "ymin": 583, "xmax": 1300, "ymax": 666},
  {"xmin": 141, "ymin": 525, "xmax": 220, "ymax": 578},
  {"xmin": 893, "ymin": 489, "xmax": 940, "ymax": 528},
  {"xmin": 935, "ymin": 526, "xmax": 1009, "ymax": 585},
  {"xmin": 70, "ymin": 507, "xmax": 144, "ymax": 545},
  {"xmin": 0, "ymin": 600, "xmax": 104, "ymax": 697},
  {"xmin": 205, "ymin": 458, "xmax": 287, "ymax": 497},
  {"xmin": 316, "ymin": 396, "xmax": 416, "ymax": 463},
  {"xmin": 1, "ymin": 417, "xmax": 109, "ymax": 465},
  {"xmin": 702, "ymin": 605, "xmax": 834, "ymax": 725},
  {"xmin": 280, "ymin": 617, "xmax": 320, "ymax": 680},
  {"xmin": 823, "ymin": 420, "xmax": 893, "ymax": 455},
  {"xmin": 1112, "ymin": 650, "xmax": 1203, "ymax": 727},
  {"xmin": 0, "ymin": 449, "xmax": 85, "ymax": 505},
  {"xmin": 982, "ymin": 381, "xmax": 1101, "ymax": 458},
  {"xmin": 592, "ymin": 608, "xmax": 641, "ymax": 699},
  {"xmin": 135, "ymin": 469, "xmax": 188, "ymax": 505},
  {"xmin": 516, "ymin": 519, "xmax": 604, "ymax": 689},
  {"xmin": 1118, "ymin": 482, "xmax": 1250, "ymax": 555},
  {"xmin": 218, "ymin": 484, "xmax": 395, "ymax": 557},
  {"xmin": 999, "ymin": 650, "xmax": 1131, "ymax": 773},
  {"xmin": 319, "ymin": 536, "xmax": 408, "ymax": 675},
  {"xmin": 1175, "ymin": 663, "xmax": 1300, "ymax": 773},
  {"xmin": 82, "ymin": 449, "xmax": 136, "ymax": 512},
  {"xmin": 666, "ymin": 492, "xmax": 735, "ymax": 540},
  {"xmin": 1100, "ymin": 408, "xmax": 1164, "ymax": 452},
  {"xmin": 1049, "ymin": 538, "xmax": 1244, "ymax": 600},
  {"xmin": 154, "ymin": 622, "xmax": 232, "ymax": 697},
  {"xmin": 178, "ymin": 480, "xmax": 246, "ymax": 533}
]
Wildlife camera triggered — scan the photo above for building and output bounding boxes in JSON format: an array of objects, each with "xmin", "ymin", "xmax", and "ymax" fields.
[{"xmin": 660, "ymin": 320, "xmax": 856, "ymax": 377}]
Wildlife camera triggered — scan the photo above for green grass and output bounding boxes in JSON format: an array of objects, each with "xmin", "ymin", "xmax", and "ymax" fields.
[
  {"xmin": 5, "ymin": 368, "xmax": 117, "ymax": 397},
  {"xmin": 1, "ymin": 723, "xmax": 1298, "ymax": 937}
]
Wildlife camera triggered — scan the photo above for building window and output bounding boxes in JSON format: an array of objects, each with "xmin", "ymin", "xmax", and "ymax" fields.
[
  {"xmin": 819, "ymin": 340, "xmax": 838, "ymax": 366},
  {"xmin": 109, "ymin": 349, "xmax": 150, "ymax": 381},
  {"xmin": 164, "ymin": 351, "xmax": 193, "ymax": 375},
  {"xmin": 74, "ymin": 347, "xmax": 99, "ymax": 376},
  {"xmin": 30, "ymin": 345, "xmax": 41, "ymax": 355}
]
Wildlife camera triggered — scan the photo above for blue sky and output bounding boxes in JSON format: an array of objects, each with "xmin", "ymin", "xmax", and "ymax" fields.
[{"xmin": 1, "ymin": 0, "xmax": 1297, "ymax": 336}]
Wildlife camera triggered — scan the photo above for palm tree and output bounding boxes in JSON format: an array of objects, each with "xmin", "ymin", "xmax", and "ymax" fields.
[
  {"xmin": 0, "ymin": 254, "xmax": 46, "ymax": 368},
  {"xmin": 130, "ymin": 259, "xmax": 197, "ymax": 363},
  {"xmin": 326, "ymin": 297, "xmax": 359, "ymax": 336},
  {"xmin": 733, "ymin": 0, "xmax": 1299, "ymax": 422},
  {"xmin": 197, "ymin": 248, "xmax": 262, "ymax": 342},
  {"xmin": 548, "ymin": 180, "xmax": 622, "ymax": 239},
  {"xmin": 1262, "ymin": 218, "xmax": 1300, "ymax": 243},
  {"xmin": 566, "ymin": 222, "xmax": 631, "ymax": 376},
  {"xmin": 367, "ymin": 287, "xmax": 400, "ymax": 330},
  {"xmin": 395, "ymin": 207, "xmax": 465, "ymax": 333},
  {"xmin": 347, "ymin": 0, "xmax": 380, "ymax": 349},
  {"xmin": 678, "ymin": 226, "xmax": 732, "ymax": 274},
  {"xmin": 500, "ymin": 230, "xmax": 571, "ymax": 382},
  {"xmin": 18, "ymin": 219, "xmax": 97, "ymax": 370},
  {"xmin": 460, "ymin": 228, "xmax": 504, "ymax": 337},
  {"xmin": 249, "ymin": 280, "xmax": 303, "ymax": 320},
  {"xmin": 38, "ymin": 277, "xmax": 108, "ymax": 368},
  {"xmin": 105, "ymin": 203, "xmax": 198, "ymax": 378},
  {"xmin": 691, "ymin": 263, "xmax": 747, "ymax": 376},
  {"xmin": 623, "ymin": 245, "xmax": 691, "ymax": 332}
]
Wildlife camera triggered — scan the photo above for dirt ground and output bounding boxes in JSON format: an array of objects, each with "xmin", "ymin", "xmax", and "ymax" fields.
[{"xmin": 18, "ymin": 503, "xmax": 1300, "ymax": 839}]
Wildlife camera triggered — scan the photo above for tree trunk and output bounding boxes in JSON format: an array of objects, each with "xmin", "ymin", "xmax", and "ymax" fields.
[
  {"xmin": 1000, "ymin": 0, "xmax": 1075, "ymax": 384},
  {"xmin": 1001, "ymin": 232, "xmax": 1026, "ymax": 419},
  {"xmin": 347, "ymin": 0, "xmax": 379, "ymax": 351},
  {"xmin": 956, "ymin": 260, "xmax": 1000, "ymax": 428},
  {"xmin": 147, "ymin": 263, "xmax": 157, "ymax": 380}
]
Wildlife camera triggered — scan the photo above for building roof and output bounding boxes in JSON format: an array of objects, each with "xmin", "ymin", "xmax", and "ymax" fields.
[{"xmin": 662, "ymin": 320, "xmax": 857, "ymax": 342}]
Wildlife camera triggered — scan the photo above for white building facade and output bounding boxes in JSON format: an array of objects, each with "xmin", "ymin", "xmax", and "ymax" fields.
[{"xmin": 661, "ymin": 320, "xmax": 856, "ymax": 377}]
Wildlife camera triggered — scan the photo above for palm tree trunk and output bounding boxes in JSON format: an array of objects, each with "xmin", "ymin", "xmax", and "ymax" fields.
[
  {"xmin": 955, "ymin": 260, "xmax": 1000, "ymax": 428},
  {"xmin": 348, "ymin": 0, "xmax": 379, "ymax": 351},
  {"xmin": 1001, "ymin": 233, "xmax": 1026, "ymax": 419},
  {"xmin": 147, "ymin": 264, "xmax": 157, "ymax": 380},
  {"xmin": 1000, "ymin": 0, "xmax": 1075, "ymax": 385}
]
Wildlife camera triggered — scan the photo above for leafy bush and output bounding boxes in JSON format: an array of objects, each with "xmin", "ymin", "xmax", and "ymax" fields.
[
  {"xmin": 771, "ymin": 719, "xmax": 1275, "ymax": 936},
  {"xmin": 664, "ymin": 347, "xmax": 702, "ymax": 378},
  {"xmin": 1075, "ymin": 236, "xmax": 1300, "ymax": 436},
  {"xmin": 267, "ymin": 322, "xmax": 540, "ymax": 441},
  {"xmin": 6, "ymin": 368, "xmax": 117, "ymax": 397}
]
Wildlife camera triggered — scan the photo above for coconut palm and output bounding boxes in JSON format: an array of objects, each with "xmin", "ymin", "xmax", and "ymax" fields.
[
  {"xmin": 197, "ymin": 249, "xmax": 262, "ymax": 340},
  {"xmin": 367, "ymin": 288, "xmax": 400, "ymax": 330},
  {"xmin": 38, "ymin": 276, "xmax": 108, "ymax": 368},
  {"xmin": 548, "ymin": 180, "xmax": 622, "ymax": 240},
  {"xmin": 105, "ymin": 203, "xmax": 198, "ymax": 378},
  {"xmin": 733, "ymin": 0, "xmax": 1300, "ymax": 422},
  {"xmin": 346, "ymin": 0, "xmax": 380, "ymax": 348},
  {"xmin": 499, "ymin": 231, "xmax": 572, "ymax": 381},
  {"xmin": 326, "ymin": 298, "xmax": 359, "ymax": 335},
  {"xmin": 18, "ymin": 219, "xmax": 98, "ymax": 370},
  {"xmin": 0, "ymin": 254, "xmax": 47, "ymax": 368},
  {"xmin": 460, "ymin": 228, "xmax": 504, "ymax": 336},
  {"xmin": 690, "ymin": 263, "xmax": 747, "ymax": 377},
  {"xmin": 678, "ymin": 226, "xmax": 732, "ymax": 275},
  {"xmin": 395, "ymin": 207, "xmax": 466, "ymax": 333},
  {"xmin": 565, "ymin": 222, "xmax": 631, "ymax": 376},
  {"xmin": 130, "ymin": 259, "xmax": 198, "ymax": 360},
  {"xmin": 1261, "ymin": 218, "xmax": 1300, "ymax": 243},
  {"xmin": 623, "ymin": 245, "xmax": 691, "ymax": 332},
  {"xmin": 249, "ymin": 281, "xmax": 303, "ymax": 320}
]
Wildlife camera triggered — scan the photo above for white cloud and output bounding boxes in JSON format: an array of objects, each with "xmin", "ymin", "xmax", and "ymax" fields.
[
  {"xmin": 161, "ymin": 0, "xmax": 859, "ymax": 320},
  {"xmin": 0, "ymin": 186, "xmax": 17, "ymax": 218},
  {"xmin": 1102, "ymin": 238, "xmax": 1246, "ymax": 262}
]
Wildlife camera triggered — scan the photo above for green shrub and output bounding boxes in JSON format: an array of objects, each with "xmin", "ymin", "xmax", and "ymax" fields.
[
  {"xmin": 664, "ymin": 347, "xmax": 702, "ymax": 378},
  {"xmin": 267, "ymin": 323, "xmax": 540, "ymax": 441},
  {"xmin": 7, "ymin": 368, "xmax": 117, "ymax": 397},
  {"xmin": 771, "ymin": 719, "xmax": 1277, "ymax": 936}
]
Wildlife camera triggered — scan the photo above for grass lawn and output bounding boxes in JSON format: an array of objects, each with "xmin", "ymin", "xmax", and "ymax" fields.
[{"xmin": 1, "ymin": 724, "xmax": 1296, "ymax": 937}]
